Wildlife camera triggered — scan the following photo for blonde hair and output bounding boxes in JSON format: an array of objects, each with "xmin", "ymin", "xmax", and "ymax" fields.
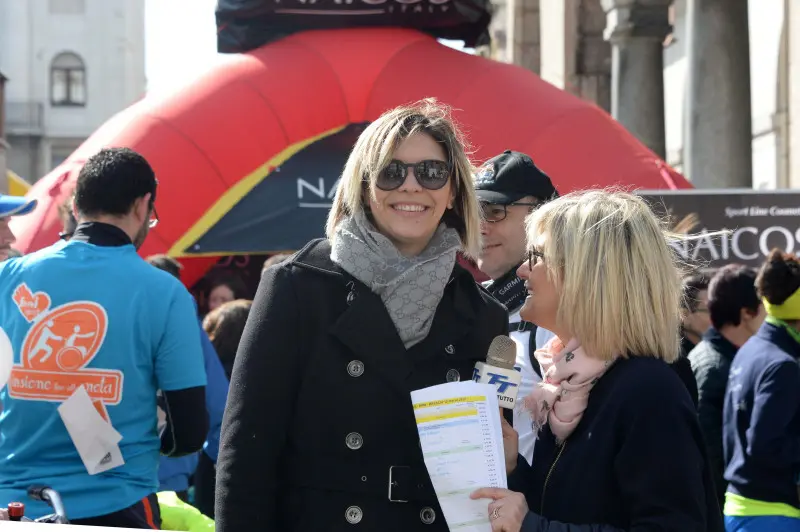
[
  {"xmin": 526, "ymin": 189, "xmax": 683, "ymax": 363},
  {"xmin": 325, "ymin": 98, "xmax": 483, "ymax": 258}
]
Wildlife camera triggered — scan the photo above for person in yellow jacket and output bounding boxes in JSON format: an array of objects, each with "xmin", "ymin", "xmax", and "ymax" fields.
[{"xmin": 158, "ymin": 491, "xmax": 214, "ymax": 532}]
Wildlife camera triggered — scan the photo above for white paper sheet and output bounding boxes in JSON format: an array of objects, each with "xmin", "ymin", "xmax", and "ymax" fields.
[
  {"xmin": 411, "ymin": 381, "xmax": 507, "ymax": 532},
  {"xmin": 57, "ymin": 385, "xmax": 125, "ymax": 475},
  {"xmin": 0, "ymin": 326, "xmax": 12, "ymax": 391}
]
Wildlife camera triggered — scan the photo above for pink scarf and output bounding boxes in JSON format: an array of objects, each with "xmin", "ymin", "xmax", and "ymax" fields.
[{"xmin": 523, "ymin": 337, "xmax": 616, "ymax": 443}]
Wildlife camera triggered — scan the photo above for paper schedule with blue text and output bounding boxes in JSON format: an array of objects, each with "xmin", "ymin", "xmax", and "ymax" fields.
[{"xmin": 411, "ymin": 381, "xmax": 507, "ymax": 532}]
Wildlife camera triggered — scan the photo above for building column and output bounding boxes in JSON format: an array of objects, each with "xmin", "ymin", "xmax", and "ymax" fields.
[
  {"xmin": 601, "ymin": 0, "xmax": 671, "ymax": 159},
  {"xmin": 684, "ymin": 0, "xmax": 752, "ymax": 188},
  {"xmin": 789, "ymin": 0, "xmax": 800, "ymax": 188},
  {"xmin": 506, "ymin": 0, "xmax": 540, "ymax": 73},
  {"xmin": 539, "ymin": 0, "xmax": 611, "ymax": 113},
  {"xmin": 784, "ymin": 0, "xmax": 800, "ymax": 188},
  {"xmin": 483, "ymin": 0, "xmax": 510, "ymax": 61}
]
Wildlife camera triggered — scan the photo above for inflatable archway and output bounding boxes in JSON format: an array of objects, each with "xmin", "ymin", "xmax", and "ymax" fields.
[
  {"xmin": 10, "ymin": 28, "xmax": 690, "ymax": 288},
  {"xmin": 7, "ymin": 170, "xmax": 30, "ymax": 197}
]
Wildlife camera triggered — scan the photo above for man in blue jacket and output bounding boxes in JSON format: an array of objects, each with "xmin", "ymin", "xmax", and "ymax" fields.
[
  {"xmin": 722, "ymin": 249, "xmax": 800, "ymax": 530},
  {"xmin": 146, "ymin": 255, "xmax": 229, "ymax": 506}
]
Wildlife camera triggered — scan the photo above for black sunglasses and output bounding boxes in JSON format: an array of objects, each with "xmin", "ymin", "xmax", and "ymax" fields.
[
  {"xmin": 481, "ymin": 202, "xmax": 540, "ymax": 223},
  {"xmin": 376, "ymin": 159, "xmax": 451, "ymax": 191},
  {"xmin": 525, "ymin": 249, "xmax": 545, "ymax": 270}
]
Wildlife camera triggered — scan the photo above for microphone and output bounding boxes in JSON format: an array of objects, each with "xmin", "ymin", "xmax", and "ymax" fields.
[{"xmin": 472, "ymin": 335, "xmax": 522, "ymax": 409}]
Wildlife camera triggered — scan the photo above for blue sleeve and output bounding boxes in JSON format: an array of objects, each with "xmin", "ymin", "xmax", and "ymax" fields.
[
  {"xmin": 158, "ymin": 453, "xmax": 200, "ymax": 492},
  {"xmin": 746, "ymin": 361, "xmax": 800, "ymax": 468},
  {"xmin": 155, "ymin": 286, "xmax": 207, "ymax": 391},
  {"xmin": 200, "ymin": 325, "xmax": 229, "ymax": 463}
]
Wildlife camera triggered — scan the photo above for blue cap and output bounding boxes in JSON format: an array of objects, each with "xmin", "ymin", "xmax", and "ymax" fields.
[{"xmin": 0, "ymin": 195, "xmax": 37, "ymax": 217}]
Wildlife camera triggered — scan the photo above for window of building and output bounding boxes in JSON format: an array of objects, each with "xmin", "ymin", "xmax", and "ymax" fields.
[{"xmin": 50, "ymin": 52, "xmax": 86, "ymax": 107}]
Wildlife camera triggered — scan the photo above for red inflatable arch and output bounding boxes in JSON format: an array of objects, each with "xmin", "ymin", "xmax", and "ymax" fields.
[{"xmin": 10, "ymin": 27, "xmax": 690, "ymax": 288}]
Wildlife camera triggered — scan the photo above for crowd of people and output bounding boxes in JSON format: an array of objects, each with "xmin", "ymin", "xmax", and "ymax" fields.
[{"xmin": 0, "ymin": 97, "xmax": 796, "ymax": 532}]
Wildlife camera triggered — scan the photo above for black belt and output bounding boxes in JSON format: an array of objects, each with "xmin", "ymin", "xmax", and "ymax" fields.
[{"xmin": 287, "ymin": 459, "xmax": 437, "ymax": 503}]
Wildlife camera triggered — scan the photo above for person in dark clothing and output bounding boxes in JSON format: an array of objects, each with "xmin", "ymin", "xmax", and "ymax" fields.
[
  {"xmin": 474, "ymin": 149, "xmax": 560, "ymax": 466},
  {"xmin": 677, "ymin": 272, "xmax": 712, "ymax": 407},
  {"xmin": 193, "ymin": 298, "xmax": 251, "ymax": 518},
  {"xmin": 206, "ymin": 274, "xmax": 248, "ymax": 314},
  {"xmin": 215, "ymin": 99, "xmax": 509, "ymax": 531},
  {"xmin": 147, "ymin": 254, "xmax": 230, "ymax": 518},
  {"xmin": 689, "ymin": 264, "xmax": 765, "ymax": 509},
  {"xmin": 470, "ymin": 190, "xmax": 723, "ymax": 532},
  {"xmin": 683, "ymin": 272, "xmax": 713, "ymax": 352},
  {"xmin": 722, "ymin": 249, "xmax": 800, "ymax": 531}
]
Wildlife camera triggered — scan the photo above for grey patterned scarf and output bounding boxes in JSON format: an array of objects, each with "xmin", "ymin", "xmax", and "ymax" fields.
[{"xmin": 331, "ymin": 211, "xmax": 462, "ymax": 348}]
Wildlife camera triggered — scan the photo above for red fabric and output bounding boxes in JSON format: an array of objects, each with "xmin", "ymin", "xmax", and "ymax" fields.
[{"xmin": 10, "ymin": 28, "xmax": 690, "ymax": 288}]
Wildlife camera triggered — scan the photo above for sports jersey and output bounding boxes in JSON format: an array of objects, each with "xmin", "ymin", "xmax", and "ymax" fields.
[{"xmin": 0, "ymin": 235, "xmax": 206, "ymax": 519}]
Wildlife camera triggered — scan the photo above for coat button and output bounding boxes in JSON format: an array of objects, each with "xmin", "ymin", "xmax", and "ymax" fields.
[
  {"xmin": 445, "ymin": 344, "xmax": 455, "ymax": 354},
  {"xmin": 345, "ymin": 506, "xmax": 363, "ymax": 524},
  {"xmin": 446, "ymin": 369, "xmax": 460, "ymax": 382},
  {"xmin": 345, "ymin": 432, "xmax": 363, "ymax": 450},
  {"xmin": 420, "ymin": 507, "xmax": 436, "ymax": 524},
  {"xmin": 347, "ymin": 360, "xmax": 365, "ymax": 377}
]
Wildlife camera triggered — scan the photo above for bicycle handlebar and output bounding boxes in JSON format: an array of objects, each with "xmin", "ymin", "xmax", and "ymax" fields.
[
  {"xmin": 27, "ymin": 485, "xmax": 68, "ymax": 524},
  {"xmin": 7, "ymin": 486, "xmax": 69, "ymax": 524}
]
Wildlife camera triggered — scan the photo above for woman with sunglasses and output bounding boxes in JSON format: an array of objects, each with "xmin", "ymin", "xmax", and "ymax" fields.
[{"xmin": 215, "ymin": 99, "xmax": 508, "ymax": 532}]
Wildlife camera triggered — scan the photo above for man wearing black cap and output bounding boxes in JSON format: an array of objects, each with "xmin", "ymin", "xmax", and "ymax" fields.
[{"xmin": 475, "ymin": 150, "xmax": 559, "ymax": 466}]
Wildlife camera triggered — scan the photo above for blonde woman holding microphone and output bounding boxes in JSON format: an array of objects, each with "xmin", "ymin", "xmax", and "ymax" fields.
[{"xmin": 472, "ymin": 190, "xmax": 723, "ymax": 532}]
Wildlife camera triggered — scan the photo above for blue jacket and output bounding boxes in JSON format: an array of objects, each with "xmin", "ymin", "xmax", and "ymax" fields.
[
  {"xmin": 723, "ymin": 321, "xmax": 800, "ymax": 508},
  {"xmin": 159, "ymin": 313, "xmax": 229, "ymax": 492}
]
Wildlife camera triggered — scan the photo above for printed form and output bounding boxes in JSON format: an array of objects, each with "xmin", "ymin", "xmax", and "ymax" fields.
[{"xmin": 411, "ymin": 381, "xmax": 507, "ymax": 532}]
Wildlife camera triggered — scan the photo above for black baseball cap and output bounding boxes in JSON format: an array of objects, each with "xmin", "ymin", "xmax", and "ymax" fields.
[{"xmin": 475, "ymin": 150, "xmax": 558, "ymax": 205}]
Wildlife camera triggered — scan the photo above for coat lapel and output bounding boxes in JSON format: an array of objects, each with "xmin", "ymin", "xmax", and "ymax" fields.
[
  {"xmin": 407, "ymin": 272, "xmax": 478, "ymax": 366},
  {"xmin": 294, "ymin": 239, "xmax": 486, "ymax": 395},
  {"xmin": 329, "ymin": 278, "xmax": 415, "ymax": 399}
]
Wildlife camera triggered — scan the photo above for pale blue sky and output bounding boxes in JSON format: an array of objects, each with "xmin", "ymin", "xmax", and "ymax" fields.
[{"xmin": 144, "ymin": 0, "xmax": 469, "ymax": 96}]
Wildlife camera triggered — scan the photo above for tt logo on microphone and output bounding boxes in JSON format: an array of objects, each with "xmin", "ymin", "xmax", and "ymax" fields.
[{"xmin": 486, "ymin": 373, "xmax": 519, "ymax": 394}]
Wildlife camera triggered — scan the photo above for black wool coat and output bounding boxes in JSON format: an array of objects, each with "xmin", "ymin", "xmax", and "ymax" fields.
[{"xmin": 215, "ymin": 238, "xmax": 509, "ymax": 532}]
